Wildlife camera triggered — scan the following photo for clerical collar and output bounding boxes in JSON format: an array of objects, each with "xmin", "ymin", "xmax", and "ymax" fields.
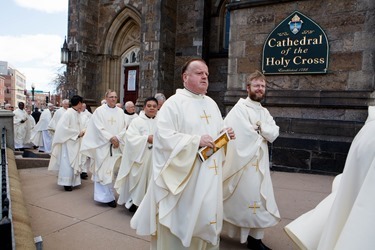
[
  {"xmin": 72, "ymin": 107, "xmax": 79, "ymax": 112},
  {"xmin": 184, "ymin": 87, "xmax": 204, "ymax": 96},
  {"xmin": 125, "ymin": 110, "xmax": 135, "ymax": 115},
  {"xmin": 106, "ymin": 104, "xmax": 116, "ymax": 109},
  {"xmin": 145, "ymin": 114, "xmax": 155, "ymax": 119}
]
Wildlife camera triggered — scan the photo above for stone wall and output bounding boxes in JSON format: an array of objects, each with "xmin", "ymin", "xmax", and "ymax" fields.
[
  {"xmin": 68, "ymin": 0, "xmax": 100, "ymax": 101},
  {"xmin": 67, "ymin": 0, "xmax": 229, "ymax": 108},
  {"xmin": 68, "ymin": 0, "xmax": 144, "ymax": 104},
  {"xmin": 173, "ymin": 0, "xmax": 206, "ymax": 90},
  {"xmin": 226, "ymin": 0, "xmax": 375, "ymax": 174},
  {"xmin": 158, "ymin": 1, "xmax": 178, "ymax": 99},
  {"xmin": 0, "ymin": 111, "xmax": 14, "ymax": 149}
]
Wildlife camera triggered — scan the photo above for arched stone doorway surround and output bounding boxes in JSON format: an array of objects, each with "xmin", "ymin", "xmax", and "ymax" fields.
[{"xmin": 101, "ymin": 7, "xmax": 141, "ymax": 103}]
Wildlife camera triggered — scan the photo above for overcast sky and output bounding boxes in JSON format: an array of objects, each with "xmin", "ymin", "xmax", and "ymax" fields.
[{"xmin": 0, "ymin": 0, "xmax": 68, "ymax": 92}]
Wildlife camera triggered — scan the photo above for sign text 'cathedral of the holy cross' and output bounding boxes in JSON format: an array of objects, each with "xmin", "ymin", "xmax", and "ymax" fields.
[{"xmin": 262, "ymin": 11, "xmax": 329, "ymax": 75}]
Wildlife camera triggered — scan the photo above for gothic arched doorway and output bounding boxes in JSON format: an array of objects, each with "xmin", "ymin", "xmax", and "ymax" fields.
[{"xmin": 122, "ymin": 48, "xmax": 140, "ymax": 104}]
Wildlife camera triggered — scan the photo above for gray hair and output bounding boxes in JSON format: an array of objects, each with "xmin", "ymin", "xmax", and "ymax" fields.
[
  {"xmin": 154, "ymin": 93, "xmax": 166, "ymax": 102},
  {"xmin": 125, "ymin": 101, "xmax": 135, "ymax": 108}
]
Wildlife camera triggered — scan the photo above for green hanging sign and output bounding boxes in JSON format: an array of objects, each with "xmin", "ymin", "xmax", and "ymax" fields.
[{"xmin": 262, "ymin": 11, "xmax": 329, "ymax": 75}]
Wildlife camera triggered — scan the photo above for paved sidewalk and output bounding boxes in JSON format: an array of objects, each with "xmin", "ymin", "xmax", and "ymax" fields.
[{"xmin": 19, "ymin": 168, "xmax": 334, "ymax": 250}]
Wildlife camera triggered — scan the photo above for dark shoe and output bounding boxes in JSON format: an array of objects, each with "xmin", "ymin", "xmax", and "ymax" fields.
[
  {"xmin": 64, "ymin": 186, "xmax": 73, "ymax": 191},
  {"xmin": 128, "ymin": 204, "xmax": 138, "ymax": 213},
  {"xmin": 107, "ymin": 200, "xmax": 117, "ymax": 208},
  {"xmin": 80, "ymin": 172, "xmax": 88, "ymax": 179},
  {"xmin": 247, "ymin": 236, "xmax": 271, "ymax": 250}
]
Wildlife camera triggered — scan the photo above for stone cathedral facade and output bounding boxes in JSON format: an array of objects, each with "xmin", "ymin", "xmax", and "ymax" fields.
[{"xmin": 66, "ymin": 0, "xmax": 374, "ymax": 174}]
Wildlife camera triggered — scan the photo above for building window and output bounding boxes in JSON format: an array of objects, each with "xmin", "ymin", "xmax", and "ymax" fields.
[
  {"xmin": 123, "ymin": 47, "xmax": 140, "ymax": 66},
  {"xmin": 131, "ymin": 52, "xmax": 136, "ymax": 63}
]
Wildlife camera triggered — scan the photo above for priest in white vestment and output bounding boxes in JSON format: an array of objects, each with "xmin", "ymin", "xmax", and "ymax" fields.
[
  {"xmin": 285, "ymin": 105, "xmax": 375, "ymax": 250},
  {"xmin": 48, "ymin": 99, "xmax": 69, "ymax": 137},
  {"xmin": 124, "ymin": 101, "xmax": 138, "ymax": 129},
  {"xmin": 23, "ymin": 107, "xmax": 36, "ymax": 149},
  {"xmin": 115, "ymin": 97, "xmax": 158, "ymax": 211},
  {"xmin": 222, "ymin": 70, "xmax": 280, "ymax": 250},
  {"xmin": 79, "ymin": 103, "xmax": 92, "ymax": 179},
  {"xmin": 80, "ymin": 103, "xmax": 92, "ymax": 129},
  {"xmin": 31, "ymin": 103, "xmax": 54, "ymax": 153},
  {"xmin": 13, "ymin": 102, "xmax": 29, "ymax": 150},
  {"xmin": 284, "ymin": 174, "xmax": 342, "ymax": 250},
  {"xmin": 80, "ymin": 90, "xmax": 127, "ymax": 207},
  {"xmin": 131, "ymin": 59, "xmax": 235, "ymax": 250},
  {"xmin": 154, "ymin": 92, "xmax": 166, "ymax": 110},
  {"xmin": 48, "ymin": 95, "xmax": 84, "ymax": 191}
]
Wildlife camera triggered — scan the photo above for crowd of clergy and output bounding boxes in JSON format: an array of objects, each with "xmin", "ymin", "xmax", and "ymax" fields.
[{"xmin": 4, "ymin": 58, "xmax": 374, "ymax": 250}]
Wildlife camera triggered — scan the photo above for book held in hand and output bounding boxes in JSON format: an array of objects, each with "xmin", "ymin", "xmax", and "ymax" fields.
[{"xmin": 198, "ymin": 130, "xmax": 231, "ymax": 161}]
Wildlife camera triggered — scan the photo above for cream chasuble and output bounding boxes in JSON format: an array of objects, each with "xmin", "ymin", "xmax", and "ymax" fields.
[
  {"xmin": 284, "ymin": 174, "xmax": 342, "ymax": 250},
  {"xmin": 79, "ymin": 109, "xmax": 93, "ymax": 172},
  {"xmin": 131, "ymin": 88, "xmax": 225, "ymax": 248},
  {"xmin": 115, "ymin": 111, "xmax": 157, "ymax": 207},
  {"xmin": 80, "ymin": 109, "xmax": 92, "ymax": 129},
  {"xmin": 80, "ymin": 105, "xmax": 126, "ymax": 185},
  {"xmin": 125, "ymin": 113, "xmax": 138, "ymax": 129},
  {"xmin": 24, "ymin": 114, "xmax": 36, "ymax": 147},
  {"xmin": 222, "ymin": 97, "xmax": 280, "ymax": 243},
  {"xmin": 48, "ymin": 108, "xmax": 83, "ymax": 186},
  {"xmin": 48, "ymin": 107, "xmax": 67, "ymax": 133},
  {"xmin": 31, "ymin": 108, "xmax": 52, "ymax": 147},
  {"xmin": 13, "ymin": 108, "xmax": 28, "ymax": 148},
  {"xmin": 285, "ymin": 106, "xmax": 375, "ymax": 250}
]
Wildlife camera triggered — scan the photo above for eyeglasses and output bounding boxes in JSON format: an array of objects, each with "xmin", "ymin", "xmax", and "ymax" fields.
[{"xmin": 251, "ymin": 84, "xmax": 266, "ymax": 89}]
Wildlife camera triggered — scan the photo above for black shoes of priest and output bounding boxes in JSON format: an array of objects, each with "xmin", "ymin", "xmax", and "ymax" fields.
[
  {"xmin": 64, "ymin": 186, "xmax": 73, "ymax": 191},
  {"xmin": 107, "ymin": 200, "xmax": 117, "ymax": 208},
  {"xmin": 247, "ymin": 236, "xmax": 271, "ymax": 250},
  {"xmin": 128, "ymin": 204, "xmax": 138, "ymax": 213},
  {"xmin": 80, "ymin": 172, "xmax": 88, "ymax": 179}
]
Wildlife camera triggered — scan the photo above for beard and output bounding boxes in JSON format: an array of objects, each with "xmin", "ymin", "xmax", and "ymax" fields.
[{"xmin": 249, "ymin": 91, "xmax": 264, "ymax": 102}]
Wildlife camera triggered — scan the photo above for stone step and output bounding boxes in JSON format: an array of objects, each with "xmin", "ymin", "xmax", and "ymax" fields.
[
  {"xmin": 14, "ymin": 149, "xmax": 50, "ymax": 169},
  {"xmin": 15, "ymin": 158, "xmax": 50, "ymax": 169},
  {"xmin": 22, "ymin": 149, "xmax": 51, "ymax": 159}
]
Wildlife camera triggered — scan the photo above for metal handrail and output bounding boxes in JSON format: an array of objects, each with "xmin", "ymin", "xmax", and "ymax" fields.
[{"xmin": 0, "ymin": 127, "xmax": 15, "ymax": 250}]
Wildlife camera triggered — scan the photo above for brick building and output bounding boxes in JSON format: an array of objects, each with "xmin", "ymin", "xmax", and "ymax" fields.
[
  {"xmin": 0, "ymin": 61, "xmax": 27, "ymax": 108},
  {"xmin": 65, "ymin": 0, "xmax": 374, "ymax": 174}
]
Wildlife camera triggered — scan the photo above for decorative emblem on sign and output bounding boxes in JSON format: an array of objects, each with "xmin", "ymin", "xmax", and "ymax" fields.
[
  {"xmin": 262, "ymin": 11, "xmax": 329, "ymax": 75},
  {"xmin": 289, "ymin": 14, "xmax": 303, "ymax": 34}
]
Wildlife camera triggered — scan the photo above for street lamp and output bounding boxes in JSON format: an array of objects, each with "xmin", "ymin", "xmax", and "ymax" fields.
[
  {"xmin": 31, "ymin": 83, "xmax": 35, "ymax": 112},
  {"xmin": 60, "ymin": 37, "xmax": 69, "ymax": 64},
  {"xmin": 61, "ymin": 36, "xmax": 78, "ymax": 66},
  {"xmin": 60, "ymin": 36, "xmax": 79, "ymax": 102}
]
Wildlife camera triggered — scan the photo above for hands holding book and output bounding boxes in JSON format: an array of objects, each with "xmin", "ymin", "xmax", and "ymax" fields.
[
  {"xmin": 224, "ymin": 127, "xmax": 236, "ymax": 140},
  {"xmin": 199, "ymin": 127, "xmax": 235, "ymax": 148},
  {"xmin": 198, "ymin": 127, "xmax": 235, "ymax": 161}
]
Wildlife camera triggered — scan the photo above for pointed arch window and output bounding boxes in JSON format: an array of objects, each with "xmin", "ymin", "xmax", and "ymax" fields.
[{"xmin": 123, "ymin": 48, "xmax": 140, "ymax": 66}]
